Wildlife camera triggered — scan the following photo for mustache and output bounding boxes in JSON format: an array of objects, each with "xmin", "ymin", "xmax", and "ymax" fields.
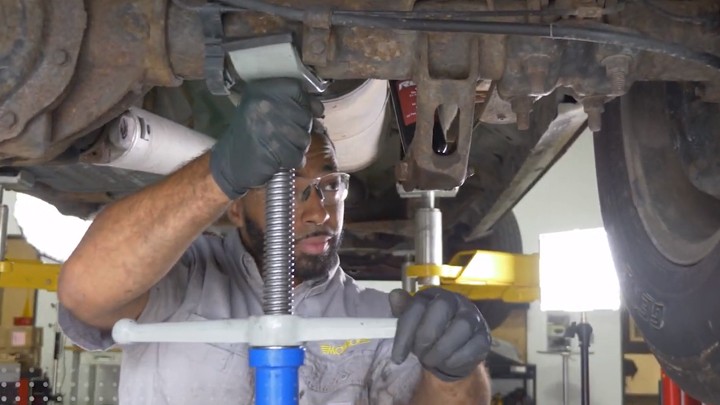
[{"xmin": 295, "ymin": 230, "xmax": 336, "ymax": 241}]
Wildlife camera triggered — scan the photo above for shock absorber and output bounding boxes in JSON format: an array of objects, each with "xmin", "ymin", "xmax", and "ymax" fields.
[{"xmin": 250, "ymin": 168, "xmax": 304, "ymax": 405}]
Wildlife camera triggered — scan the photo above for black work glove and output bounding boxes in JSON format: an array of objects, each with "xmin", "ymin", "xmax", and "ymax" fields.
[
  {"xmin": 390, "ymin": 287, "xmax": 492, "ymax": 382},
  {"xmin": 209, "ymin": 78, "xmax": 324, "ymax": 199}
]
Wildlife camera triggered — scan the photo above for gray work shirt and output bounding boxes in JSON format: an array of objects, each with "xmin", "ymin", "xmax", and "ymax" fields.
[{"xmin": 59, "ymin": 231, "xmax": 422, "ymax": 405}]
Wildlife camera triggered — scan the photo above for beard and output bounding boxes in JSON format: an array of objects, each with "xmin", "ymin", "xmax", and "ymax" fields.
[{"xmin": 241, "ymin": 216, "xmax": 343, "ymax": 283}]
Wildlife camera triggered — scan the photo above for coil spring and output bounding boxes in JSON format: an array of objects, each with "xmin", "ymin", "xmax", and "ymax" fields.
[{"xmin": 262, "ymin": 169, "xmax": 295, "ymax": 315}]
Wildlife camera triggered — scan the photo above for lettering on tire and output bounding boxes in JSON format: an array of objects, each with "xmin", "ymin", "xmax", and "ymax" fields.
[{"xmin": 636, "ymin": 292, "xmax": 665, "ymax": 330}]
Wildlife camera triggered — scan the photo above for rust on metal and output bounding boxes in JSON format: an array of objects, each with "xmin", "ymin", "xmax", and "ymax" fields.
[
  {"xmin": 315, "ymin": 26, "xmax": 416, "ymax": 79},
  {"xmin": 301, "ymin": 8, "xmax": 333, "ymax": 67},
  {"xmin": 143, "ymin": 0, "xmax": 181, "ymax": 87},
  {"xmin": 1, "ymin": 0, "xmax": 719, "ymax": 183},
  {"xmin": 0, "ymin": 0, "xmax": 43, "ymax": 101},
  {"xmin": 398, "ymin": 33, "xmax": 480, "ymax": 191},
  {"xmin": 0, "ymin": 0, "xmax": 85, "ymax": 144},
  {"xmin": 167, "ymin": 4, "xmax": 205, "ymax": 79},
  {"xmin": 50, "ymin": 0, "xmax": 179, "ymax": 157}
]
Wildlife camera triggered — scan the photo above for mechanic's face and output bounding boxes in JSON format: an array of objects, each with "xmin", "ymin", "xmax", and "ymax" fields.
[{"xmin": 229, "ymin": 133, "xmax": 345, "ymax": 284}]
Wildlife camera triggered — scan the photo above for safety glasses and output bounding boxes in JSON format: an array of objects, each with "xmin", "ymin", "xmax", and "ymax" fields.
[{"xmin": 294, "ymin": 173, "xmax": 350, "ymax": 206}]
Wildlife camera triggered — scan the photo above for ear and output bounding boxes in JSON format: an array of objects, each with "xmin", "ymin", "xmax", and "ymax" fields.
[{"xmin": 227, "ymin": 198, "xmax": 246, "ymax": 229}]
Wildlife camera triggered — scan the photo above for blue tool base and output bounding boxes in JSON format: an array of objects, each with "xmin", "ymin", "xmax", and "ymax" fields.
[{"xmin": 250, "ymin": 347, "xmax": 305, "ymax": 405}]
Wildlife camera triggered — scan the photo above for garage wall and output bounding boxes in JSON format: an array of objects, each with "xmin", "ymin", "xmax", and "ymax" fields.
[{"xmin": 513, "ymin": 128, "xmax": 623, "ymax": 405}]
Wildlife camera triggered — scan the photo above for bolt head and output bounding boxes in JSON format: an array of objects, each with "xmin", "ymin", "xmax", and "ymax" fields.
[
  {"xmin": 51, "ymin": 49, "xmax": 68, "ymax": 66},
  {"xmin": 0, "ymin": 112, "xmax": 17, "ymax": 130},
  {"xmin": 583, "ymin": 102, "xmax": 605, "ymax": 132}
]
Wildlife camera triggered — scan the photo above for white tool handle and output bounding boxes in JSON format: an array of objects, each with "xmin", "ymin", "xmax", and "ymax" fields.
[{"xmin": 113, "ymin": 315, "xmax": 397, "ymax": 346}]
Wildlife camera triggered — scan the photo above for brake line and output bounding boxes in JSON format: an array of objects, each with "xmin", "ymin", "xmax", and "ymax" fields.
[{"xmin": 216, "ymin": 0, "xmax": 720, "ymax": 71}]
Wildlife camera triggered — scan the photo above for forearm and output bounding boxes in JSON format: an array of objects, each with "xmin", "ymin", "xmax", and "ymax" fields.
[
  {"xmin": 58, "ymin": 153, "xmax": 230, "ymax": 328},
  {"xmin": 409, "ymin": 365, "xmax": 491, "ymax": 405}
]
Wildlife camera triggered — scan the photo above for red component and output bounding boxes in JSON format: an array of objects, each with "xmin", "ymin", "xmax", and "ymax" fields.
[
  {"xmin": 13, "ymin": 317, "xmax": 32, "ymax": 326},
  {"xmin": 17, "ymin": 378, "xmax": 29, "ymax": 405},
  {"xmin": 395, "ymin": 80, "xmax": 417, "ymax": 126},
  {"xmin": 662, "ymin": 371, "xmax": 682, "ymax": 405}
]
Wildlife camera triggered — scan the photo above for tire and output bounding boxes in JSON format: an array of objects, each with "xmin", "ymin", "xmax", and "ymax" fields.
[
  {"xmin": 595, "ymin": 81, "xmax": 720, "ymax": 403},
  {"xmin": 445, "ymin": 211, "xmax": 526, "ymax": 330}
]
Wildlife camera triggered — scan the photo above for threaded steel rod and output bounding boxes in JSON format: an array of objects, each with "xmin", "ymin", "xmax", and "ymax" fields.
[{"xmin": 262, "ymin": 169, "xmax": 295, "ymax": 315}]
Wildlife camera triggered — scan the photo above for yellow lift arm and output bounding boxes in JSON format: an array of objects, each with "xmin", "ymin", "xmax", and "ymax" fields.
[
  {"xmin": 0, "ymin": 259, "xmax": 59, "ymax": 292},
  {"xmin": 406, "ymin": 249, "xmax": 540, "ymax": 303},
  {"xmin": 0, "ymin": 247, "xmax": 538, "ymax": 301},
  {"xmin": 0, "ymin": 250, "xmax": 538, "ymax": 302}
]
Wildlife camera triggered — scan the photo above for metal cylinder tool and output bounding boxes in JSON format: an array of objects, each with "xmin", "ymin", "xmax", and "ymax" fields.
[{"xmin": 234, "ymin": 35, "xmax": 319, "ymax": 405}]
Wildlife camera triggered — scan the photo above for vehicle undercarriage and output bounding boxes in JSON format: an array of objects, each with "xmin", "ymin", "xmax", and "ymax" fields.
[{"xmin": 3, "ymin": 0, "xmax": 720, "ymax": 401}]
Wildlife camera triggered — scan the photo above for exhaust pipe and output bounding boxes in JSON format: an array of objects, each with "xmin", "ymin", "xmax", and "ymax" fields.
[{"xmin": 82, "ymin": 107, "xmax": 215, "ymax": 175}]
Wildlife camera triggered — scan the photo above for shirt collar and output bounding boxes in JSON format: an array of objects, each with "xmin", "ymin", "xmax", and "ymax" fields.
[{"xmin": 223, "ymin": 229, "xmax": 342, "ymax": 299}]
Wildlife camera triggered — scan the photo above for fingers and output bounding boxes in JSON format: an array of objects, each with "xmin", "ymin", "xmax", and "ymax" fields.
[
  {"xmin": 257, "ymin": 123, "xmax": 310, "ymax": 169},
  {"xmin": 413, "ymin": 294, "xmax": 458, "ymax": 357},
  {"xmin": 275, "ymin": 99, "xmax": 314, "ymax": 147},
  {"xmin": 390, "ymin": 287, "xmax": 492, "ymax": 381},
  {"xmin": 389, "ymin": 289, "xmax": 413, "ymax": 318},
  {"xmin": 443, "ymin": 333, "xmax": 491, "ymax": 372},
  {"xmin": 391, "ymin": 297, "xmax": 428, "ymax": 365},
  {"xmin": 210, "ymin": 77, "xmax": 324, "ymax": 198},
  {"xmin": 420, "ymin": 314, "xmax": 474, "ymax": 369}
]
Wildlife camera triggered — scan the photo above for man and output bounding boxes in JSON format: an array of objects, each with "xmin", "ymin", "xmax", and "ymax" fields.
[{"xmin": 57, "ymin": 78, "xmax": 493, "ymax": 404}]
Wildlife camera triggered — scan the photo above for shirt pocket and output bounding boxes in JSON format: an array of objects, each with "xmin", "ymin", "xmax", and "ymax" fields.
[{"xmin": 156, "ymin": 313, "xmax": 255, "ymax": 404}]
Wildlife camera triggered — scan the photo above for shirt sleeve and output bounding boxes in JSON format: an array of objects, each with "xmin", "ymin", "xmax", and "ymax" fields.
[
  {"xmin": 58, "ymin": 246, "xmax": 198, "ymax": 351},
  {"xmin": 368, "ymin": 339, "xmax": 423, "ymax": 405}
]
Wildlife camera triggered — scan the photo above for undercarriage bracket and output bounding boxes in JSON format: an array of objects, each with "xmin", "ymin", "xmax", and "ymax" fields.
[
  {"xmin": 200, "ymin": 5, "xmax": 234, "ymax": 95},
  {"xmin": 397, "ymin": 33, "xmax": 479, "ymax": 191}
]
